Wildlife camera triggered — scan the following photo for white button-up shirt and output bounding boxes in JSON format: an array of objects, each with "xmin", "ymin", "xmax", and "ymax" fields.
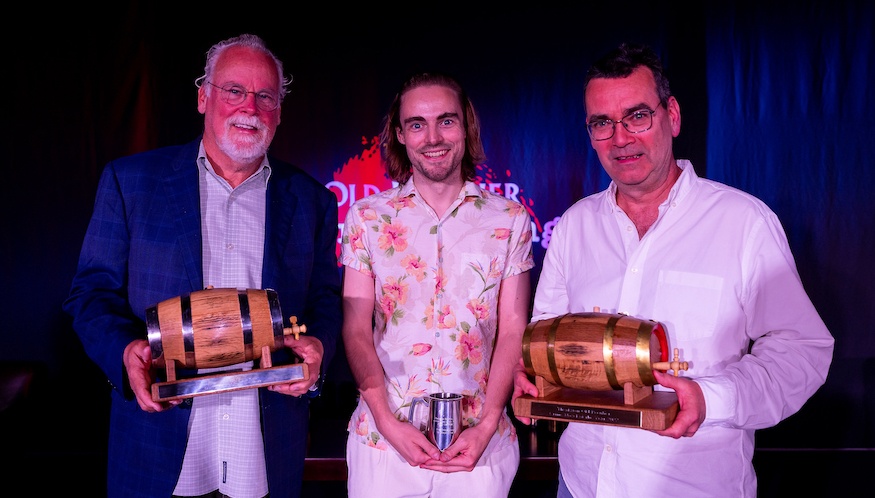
[{"xmin": 533, "ymin": 160, "xmax": 833, "ymax": 497}]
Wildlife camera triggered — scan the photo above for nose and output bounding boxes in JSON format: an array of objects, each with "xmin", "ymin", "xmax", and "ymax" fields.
[
  {"xmin": 611, "ymin": 122, "xmax": 634, "ymax": 145},
  {"xmin": 425, "ymin": 125, "xmax": 443, "ymax": 144},
  {"xmin": 238, "ymin": 91, "xmax": 259, "ymax": 112}
]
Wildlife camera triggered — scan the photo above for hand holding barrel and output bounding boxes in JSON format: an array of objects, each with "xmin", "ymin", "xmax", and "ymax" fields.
[
  {"xmin": 146, "ymin": 288, "xmax": 316, "ymax": 402},
  {"xmin": 124, "ymin": 338, "xmax": 179, "ymax": 412},
  {"xmin": 515, "ymin": 312, "xmax": 695, "ymax": 431},
  {"xmin": 272, "ymin": 325, "xmax": 324, "ymax": 397},
  {"xmin": 652, "ymin": 368, "xmax": 706, "ymax": 438}
]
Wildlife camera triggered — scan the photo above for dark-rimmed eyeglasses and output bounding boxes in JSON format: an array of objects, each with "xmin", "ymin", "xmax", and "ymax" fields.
[
  {"xmin": 205, "ymin": 81, "xmax": 280, "ymax": 112},
  {"xmin": 587, "ymin": 107, "xmax": 657, "ymax": 141}
]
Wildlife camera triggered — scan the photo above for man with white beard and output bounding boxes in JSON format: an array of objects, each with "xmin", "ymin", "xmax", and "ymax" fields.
[{"xmin": 64, "ymin": 33, "xmax": 342, "ymax": 498}]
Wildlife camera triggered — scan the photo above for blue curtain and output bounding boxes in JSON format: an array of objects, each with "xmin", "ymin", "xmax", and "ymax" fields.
[{"xmin": 705, "ymin": 1, "xmax": 875, "ymax": 448}]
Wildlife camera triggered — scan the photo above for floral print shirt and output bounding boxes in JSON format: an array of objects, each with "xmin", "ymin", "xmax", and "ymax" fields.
[{"xmin": 341, "ymin": 179, "xmax": 534, "ymax": 452}]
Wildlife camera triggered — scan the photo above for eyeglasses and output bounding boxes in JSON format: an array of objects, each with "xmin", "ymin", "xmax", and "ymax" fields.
[
  {"xmin": 587, "ymin": 107, "xmax": 657, "ymax": 141},
  {"xmin": 205, "ymin": 81, "xmax": 281, "ymax": 111}
]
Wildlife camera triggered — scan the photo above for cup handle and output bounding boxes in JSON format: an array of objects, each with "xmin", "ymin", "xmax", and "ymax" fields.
[{"xmin": 407, "ymin": 396, "xmax": 427, "ymax": 430}]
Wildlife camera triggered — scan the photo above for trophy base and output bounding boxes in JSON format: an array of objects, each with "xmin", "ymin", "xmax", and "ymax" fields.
[
  {"xmin": 513, "ymin": 388, "xmax": 679, "ymax": 430},
  {"xmin": 152, "ymin": 363, "xmax": 308, "ymax": 402}
]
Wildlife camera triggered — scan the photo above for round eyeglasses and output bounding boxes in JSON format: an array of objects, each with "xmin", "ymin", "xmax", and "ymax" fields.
[
  {"xmin": 205, "ymin": 81, "xmax": 281, "ymax": 112},
  {"xmin": 587, "ymin": 108, "xmax": 657, "ymax": 141}
]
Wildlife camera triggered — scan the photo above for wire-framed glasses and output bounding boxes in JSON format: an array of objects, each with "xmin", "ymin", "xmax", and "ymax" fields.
[
  {"xmin": 205, "ymin": 81, "xmax": 281, "ymax": 111},
  {"xmin": 587, "ymin": 107, "xmax": 657, "ymax": 141}
]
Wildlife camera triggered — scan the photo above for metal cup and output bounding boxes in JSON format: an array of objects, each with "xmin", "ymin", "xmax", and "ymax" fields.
[{"xmin": 408, "ymin": 392, "xmax": 463, "ymax": 451}]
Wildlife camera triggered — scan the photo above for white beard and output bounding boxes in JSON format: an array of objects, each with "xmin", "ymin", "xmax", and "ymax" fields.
[{"xmin": 217, "ymin": 116, "xmax": 270, "ymax": 163}]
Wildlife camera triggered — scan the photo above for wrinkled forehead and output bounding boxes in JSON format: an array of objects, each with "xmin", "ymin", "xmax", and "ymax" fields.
[
  {"xmin": 585, "ymin": 68, "xmax": 658, "ymax": 117},
  {"xmin": 213, "ymin": 46, "xmax": 279, "ymax": 89},
  {"xmin": 400, "ymin": 84, "xmax": 463, "ymax": 120}
]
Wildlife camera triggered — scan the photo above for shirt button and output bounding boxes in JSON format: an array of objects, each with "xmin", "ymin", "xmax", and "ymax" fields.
[
  {"xmin": 605, "ymin": 445, "xmax": 613, "ymax": 452},
  {"xmin": 626, "ymin": 226, "xmax": 633, "ymax": 232},
  {"xmin": 631, "ymin": 268, "xmax": 639, "ymax": 273},
  {"xmin": 222, "ymin": 413, "xmax": 230, "ymax": 420}
]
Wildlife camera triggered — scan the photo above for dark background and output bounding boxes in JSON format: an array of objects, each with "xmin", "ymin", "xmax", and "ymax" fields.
[{"xmin": 2, "ymin": 2, "xmax": 873, "ymax": 496}]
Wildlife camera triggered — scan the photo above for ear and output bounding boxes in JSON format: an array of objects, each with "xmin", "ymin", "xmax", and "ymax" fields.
[
  {"xmin": 197, "ymin": 85, "xmax": 207, "ymax": 115},
  {"xmin": 396, "ymin": 127, "xmax": 405, "ymax": 145},
  {"xmin": 667, "ymin": 96, "xmax": 681, "ymax": 138}
]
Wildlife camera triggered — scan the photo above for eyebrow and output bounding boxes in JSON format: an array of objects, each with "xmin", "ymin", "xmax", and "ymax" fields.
[
  {"xmin": 588, "ymin": 103, "xmax": 654, "ymax": 121},
  {"xmin": 402, "ymin": 111, "xmax": 460, "ymax": 125},
  {"xmin": 217, "ymin": 81, "xmax": 278, "ymax": 94}
]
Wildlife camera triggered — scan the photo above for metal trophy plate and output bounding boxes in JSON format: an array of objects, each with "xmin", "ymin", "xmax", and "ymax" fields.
[{"xmin": 152, "ymin": 363, "xmax": 308, "ymax": 402}]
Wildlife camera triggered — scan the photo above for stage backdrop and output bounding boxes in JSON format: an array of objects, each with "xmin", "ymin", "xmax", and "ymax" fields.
[{"xmin": 2, "ymin": 1, "xmax": 873, "ymax": 494}]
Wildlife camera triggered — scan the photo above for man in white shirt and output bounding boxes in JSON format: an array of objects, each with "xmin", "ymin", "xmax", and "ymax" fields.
[{"xmin": 512, "ymin": 42, "xmax": 834, "ymax": 498}]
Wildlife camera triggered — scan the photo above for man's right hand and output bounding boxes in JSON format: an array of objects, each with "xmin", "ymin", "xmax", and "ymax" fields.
[
  {"xmin": 123, "ymin": 339, "xmax": 179, "ymax": 412},
  {"xmin": 511, "ymin": 357, "xmax": 538, "ymax": 425},
  {"xmin": 378, "ymin": 416, "xmax": 443, "ymax": 466}
]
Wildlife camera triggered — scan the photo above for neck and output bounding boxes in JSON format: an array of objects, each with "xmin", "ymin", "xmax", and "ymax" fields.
[
  {"xmin": 204, "ymin": 147, "xmax": 262, "ymax": 189},
  {"xmin": 616, "ymin": 163, "xmax": 681, "ymax": 238},
  {"xmin": 412, "ymin": 175, "xmax": 465, "ymax": 218}
]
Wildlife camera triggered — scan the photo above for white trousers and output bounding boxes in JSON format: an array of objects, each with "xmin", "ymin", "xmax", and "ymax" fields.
[{"xmin": 346, "ymin": 431, "xmax": 520, "ymax": 498}]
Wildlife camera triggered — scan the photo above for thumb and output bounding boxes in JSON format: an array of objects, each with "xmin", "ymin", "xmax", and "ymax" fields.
[{"xmin": 653, "ymin": 369, "xmax": 677, "ymax": 389}]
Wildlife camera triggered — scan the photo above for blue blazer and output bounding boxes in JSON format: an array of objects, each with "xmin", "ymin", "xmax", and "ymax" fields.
[{"xmin": 64, "ymin": 137, "xmax": 342, "ymax": 498}]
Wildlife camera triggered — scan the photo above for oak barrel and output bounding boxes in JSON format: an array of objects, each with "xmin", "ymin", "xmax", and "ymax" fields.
[
  {"xmin": 522, "ymin": 312, "xmax": 669, "ymax": 390},
  {"xmin": 146, "ymin": 288, "xmax": 285, "ymax": 369}
]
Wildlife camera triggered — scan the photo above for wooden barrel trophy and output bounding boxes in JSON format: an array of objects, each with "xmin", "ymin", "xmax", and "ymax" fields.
[
  {"xmin": 146, "ymin": 287, "xmax": 309, "ymax": 402},
  {"xmin": 513, "ymin": 312, "xmax": 689, "ymax": 430}
]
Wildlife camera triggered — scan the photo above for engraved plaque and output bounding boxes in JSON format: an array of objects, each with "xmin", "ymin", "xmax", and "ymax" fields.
[{"xmin": 513, "ymin": 388, "xmax": 679, "ymax": 431}]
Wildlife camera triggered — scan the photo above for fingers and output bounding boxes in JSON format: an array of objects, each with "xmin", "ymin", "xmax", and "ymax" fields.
[
  {"xmin": 123, "ymin": 340, "xmax": 163, "ymax": 412},
  {"xmin": 651, "ymin": 370, "xmax": 705, "ymax": 439},
  {"xmin": 268, "ymin": 379, "xmax": 312, "ymax": 397},
  {"xmin": 516, "ymin": 415, "xmax": 534, "ymax": 425}
]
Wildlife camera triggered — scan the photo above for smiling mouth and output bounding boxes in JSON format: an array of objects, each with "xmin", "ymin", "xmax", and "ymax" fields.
[
  {"xmin": 616, "ymin": 153, "xmax": 643, "ymax": 161},
  {"xmin": 423, "ymin": 150, "xmax": 448, "ymax": 158}
]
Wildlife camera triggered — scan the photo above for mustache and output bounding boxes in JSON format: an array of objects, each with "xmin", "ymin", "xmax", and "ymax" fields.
[{"xmin": 227, "ymin": 115, "xmax": 265, "ymax": 130}]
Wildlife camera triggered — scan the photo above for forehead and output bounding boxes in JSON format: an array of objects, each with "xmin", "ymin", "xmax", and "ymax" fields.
[
  {"xmin": 400, "ymin": 84, "xmax": 462, "ymax": 120},
  {"xmin": 585, "ymin": 67, "xmax": 659, "ymax": 117},
  {"xmin": 213, "ymin": 46, "xmax": 279, "ymax": 87}
]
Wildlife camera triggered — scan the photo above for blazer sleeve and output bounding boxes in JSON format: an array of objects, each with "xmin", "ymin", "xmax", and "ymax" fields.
[
  {"xmin": 63, "ymin": 141, "xmax": 202, "ymax": 395},
  {"xmin": 64, "ymin": 159, "xmax": 145, "ymax": 393}
]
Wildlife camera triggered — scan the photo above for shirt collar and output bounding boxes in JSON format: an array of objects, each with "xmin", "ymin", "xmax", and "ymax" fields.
[
  {"xmin": 605, "ymin": 159, "xmax": 697, "ymax": 211},
  {"xmin": 197, "ymin": 141, "xmax": 272, "ymax": 188},
  {"xmin": 668, "ymin": 159, "xmax": 696, "ymax": 206},
  {"xmin": 398, "ymin": 177, "xmax": 484, "ymax": 201}
]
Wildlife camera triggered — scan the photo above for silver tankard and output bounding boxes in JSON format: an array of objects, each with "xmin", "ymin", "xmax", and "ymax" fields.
[{"xmin": 408, "ymin": 392, "xmax": 463, "ymax": 451}]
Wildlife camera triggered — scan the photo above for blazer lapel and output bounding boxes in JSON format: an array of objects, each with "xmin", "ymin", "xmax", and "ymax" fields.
[
  {"xmin": 162, "ymin": 141, "xmax": 204, "ymax": 290},
  {"xmin": 264, "ymin": 164, "xmax": 299, "ymax": 285}
]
